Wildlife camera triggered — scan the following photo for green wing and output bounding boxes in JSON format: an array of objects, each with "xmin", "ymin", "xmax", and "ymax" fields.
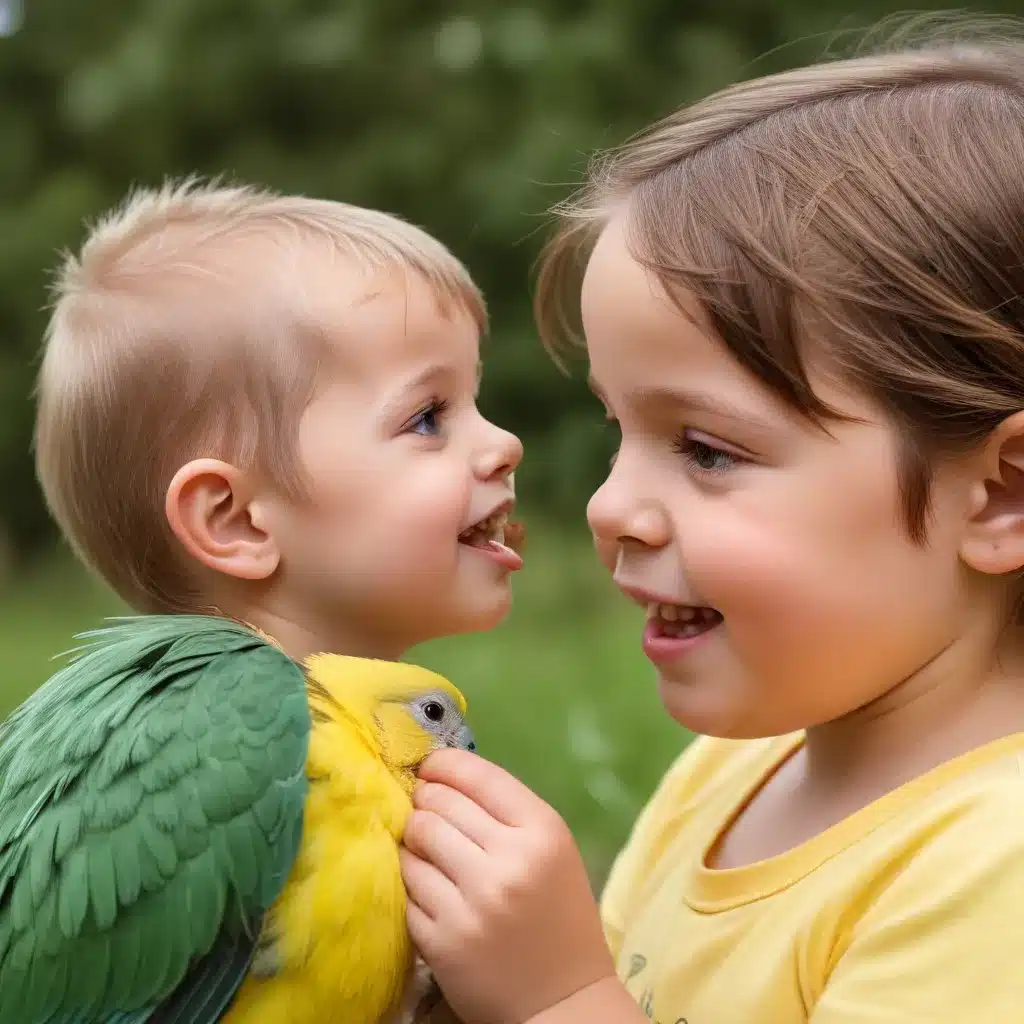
[{"xmin": 0, "ymin": 614, "xmax": 311, "ymax": 1023}]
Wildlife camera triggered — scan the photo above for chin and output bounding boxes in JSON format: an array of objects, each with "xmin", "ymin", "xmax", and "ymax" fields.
[
  {"xmin": 657, "ymin": 675, "xmax": 782, "ymax": 741},
  {"xmin": 455, "ymin": 588, "xmax": 514, "ymax": 636}
]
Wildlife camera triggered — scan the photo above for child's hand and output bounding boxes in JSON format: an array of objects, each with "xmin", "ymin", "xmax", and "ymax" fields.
[{"xmin": 400, "ymin": 750, "xmax": 617, "ymax": 1024}]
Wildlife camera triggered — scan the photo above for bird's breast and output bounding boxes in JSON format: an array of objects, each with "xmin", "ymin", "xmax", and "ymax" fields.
[{"xmin": 223, "ymin": 719, "xmax": 416, "ymax": 1022}]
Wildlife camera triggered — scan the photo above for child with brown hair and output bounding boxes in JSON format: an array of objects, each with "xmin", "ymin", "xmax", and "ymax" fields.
[
  {"xmin": 399, "ymin": 19, "xmax": 1024, "ymax": 1024},
  {"xmin": 35, "ymin": 178, "xmax": 523, "ymax": 661}
]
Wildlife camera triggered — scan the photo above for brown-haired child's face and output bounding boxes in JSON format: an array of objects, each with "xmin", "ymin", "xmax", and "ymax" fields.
[
  {"xmin": 581, "ymin": 214, "xmax": 982, "ymax": 739},
  {"xmin": 262, "ymin": 264, "xmax": 523, "ymax": 658}
]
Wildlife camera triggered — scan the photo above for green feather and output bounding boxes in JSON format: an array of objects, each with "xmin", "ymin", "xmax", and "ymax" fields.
[{"xmin": 0, "ymin": 614, "xmax": 311, "ymax": 1023}]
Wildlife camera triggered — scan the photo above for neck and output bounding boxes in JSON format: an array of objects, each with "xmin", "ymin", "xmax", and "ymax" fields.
[
  {"xmin": 802, "ymin": 619, "xmax": 1024, "ymax": 798},
  {"xmin": 219, "ymin": 600, "xmax": 407, "ymax": 665}
]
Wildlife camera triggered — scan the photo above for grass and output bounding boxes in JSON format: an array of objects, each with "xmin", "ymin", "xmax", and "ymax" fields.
[{"xmin": 0, "ymin": 517, "xmax": 691, "ymax": 885}]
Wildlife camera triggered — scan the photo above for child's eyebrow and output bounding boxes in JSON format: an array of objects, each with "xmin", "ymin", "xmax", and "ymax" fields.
[
  {"xmin": 402, "ymin": 364, "xmax": 451, "ymax": 394},
  {"xmin": 379, "ymin": 364, "xmax": 453, "ymax": 418},
  {"xmin": 642, "ymin": 385, "xmax": 751, "ymax": 419},
  {"xmin": 381, "ymin": 359, "xmax": 481, "ymax": 418},
  {"xmin": 588, "ymin": 373, "xmax": 771, "ymax": 428}
]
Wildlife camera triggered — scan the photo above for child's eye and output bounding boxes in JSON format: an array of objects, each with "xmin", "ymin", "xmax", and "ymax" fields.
[
  {"xmin": 406, "ymin": 399, "xmax": 450, "ymax": 437},
  {"xmin": 672, "ymin": 431, "xmax": 741, "ymax": 473}
]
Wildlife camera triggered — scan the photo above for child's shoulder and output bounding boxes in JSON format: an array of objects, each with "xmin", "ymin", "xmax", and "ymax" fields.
[
  {"xmin": 632, "ymin": 730, "xmax": 1024, "ymax": 868},
  {"xmin": 889, "ymin": 731, "xmax": 1024, "ymax": 856}
]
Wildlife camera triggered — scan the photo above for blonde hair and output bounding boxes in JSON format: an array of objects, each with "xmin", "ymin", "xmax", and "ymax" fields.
[
  {"xmin": 36, "ymin": 177, "xmax": 486, "ymax": 612},
  {"xmin": 535, "ymin": 17, "xmax": 1024, "ymax": 542}
]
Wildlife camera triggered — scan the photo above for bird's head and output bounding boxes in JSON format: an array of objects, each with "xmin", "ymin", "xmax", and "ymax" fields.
[{"xmin": 303, "ymin": 653, "xmax": 475, "ymax": 775}]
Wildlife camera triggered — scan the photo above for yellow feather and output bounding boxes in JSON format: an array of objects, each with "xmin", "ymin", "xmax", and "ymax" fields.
[{"xmin": 221, "ymin": 654, "xmax": 468, "ymax": 1024}]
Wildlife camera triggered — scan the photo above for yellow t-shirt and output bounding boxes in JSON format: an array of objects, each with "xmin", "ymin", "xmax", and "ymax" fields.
[{"xmin": 601, "ymin": 731, "xmax": 1024, "ymax": 1023}]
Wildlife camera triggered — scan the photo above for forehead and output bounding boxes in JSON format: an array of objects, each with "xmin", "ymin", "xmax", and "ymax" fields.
[
  {"xmin": 263, "ymin": 237, "xmax": 482, "ymax": 389},
  {"xmin": 338, "ymin": 276, "xmax": 478, "ymax": 379},
  {"xmin": 579, "ymin": 215, "xmax": 902, "ymax": 444},
  {"xmin": 581, "ymin": 216, "xmax": 748, "ymax": 397}
]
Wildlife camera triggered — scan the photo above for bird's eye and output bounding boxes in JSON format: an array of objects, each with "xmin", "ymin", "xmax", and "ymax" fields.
[{"xmin": 422, "ymin": 701, "xmax": 445, "ymax": 723}]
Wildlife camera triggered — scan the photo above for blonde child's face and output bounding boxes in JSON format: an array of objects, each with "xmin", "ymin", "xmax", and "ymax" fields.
[
  {"xmin": 581, "ymin": 214, "xmax": 978, "ymax": 739},
  {"xmin": 265, "ymin": 261, "xmax": 522, "ymax": 658}
]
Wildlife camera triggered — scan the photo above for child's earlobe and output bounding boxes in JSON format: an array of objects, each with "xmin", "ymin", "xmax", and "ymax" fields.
[{"xmin": 164, "ymin": 458, "xmax": 280, "ymax": 581}]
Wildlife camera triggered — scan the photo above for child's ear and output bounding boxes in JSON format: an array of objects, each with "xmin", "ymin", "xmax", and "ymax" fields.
[
  {"xmin": 961, "ymin": 411, "xmax": 1024, "ymax": 575},
  {"xmin": 165, "ymin": 459, "xmax": 280, "ymax": 581}
]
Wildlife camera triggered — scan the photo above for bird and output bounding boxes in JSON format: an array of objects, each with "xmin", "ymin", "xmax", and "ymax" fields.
[{"xmin": 0, "ymin": 613, "xmax": 474, "ymax": 1023}]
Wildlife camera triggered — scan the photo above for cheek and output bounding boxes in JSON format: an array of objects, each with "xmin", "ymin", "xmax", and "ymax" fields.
[
  {"xmin": 682, "ymin": 509, "xmax": 808, "ymax": 617},
  {"xmin": 315, "ymin": 463, "xmax": 474, "ymax": 574},
  {"xmin": 684, "ymin": 458, "xmax": 924, "ymax": 617},
  {"xmin": 691, "ymin": 459, "xmax": 961, "ymax": 675},
  {"xmin": 397, "ymin": 464, "xmax": 474, "ymax": 541}
]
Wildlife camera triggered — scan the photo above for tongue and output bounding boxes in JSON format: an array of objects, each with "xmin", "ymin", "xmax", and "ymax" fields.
[{"xmin": 481, "ymin": 539, "xmax": 523, "ymax": 571}]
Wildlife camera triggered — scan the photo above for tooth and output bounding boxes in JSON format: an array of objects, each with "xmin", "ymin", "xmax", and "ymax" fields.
[
  {"xmin": 679, "ymin": 607, "xmax": 697, "ymax": 622},
  {"xmin": 647, "ymin": 602, "xmax": 659, "ymax": 619},
  {"xmin": 661, "ymin": 604, "xmax": 678, "ymax": 621}
]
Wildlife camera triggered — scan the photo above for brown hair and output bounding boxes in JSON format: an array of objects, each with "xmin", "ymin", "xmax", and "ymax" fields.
[
  {"xmin": 535, "ymin": 17, "xmax": 1024, "ymax": 542},
  {"xmin": 36, "ymin": 178, "xmax": 486, "ymax": 612}
]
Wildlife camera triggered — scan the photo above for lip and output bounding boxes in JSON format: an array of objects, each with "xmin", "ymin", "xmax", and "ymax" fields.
[
  {"xmin": 616, "ymin": 581, "xmax": 721, "ymax": 664},
  {"xmin": 642, "ymin": 617, "xmax": 717, "ymax": 664},
  {"xmin": 615, "ymin": 582, "xmax": 689, "ymax": 609},
  {"xmin": 461, "ymin": 495, "xmax": 515, "ymax": 535}
]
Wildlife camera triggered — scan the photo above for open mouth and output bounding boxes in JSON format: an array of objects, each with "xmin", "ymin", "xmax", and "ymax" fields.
[
  {"xmin": 646, "ymin": 602, "xmax": 723, "ymax": 639},
  {"xmin": 458, "ymin": 506, "xmax": 525, "ymax": 571},
  {"xmin": 459, "ymin": 508, "xmax": 510, "ymax": 548},
  {"xmin": 458, "ymin": 506, "xmax": 525, "ymax": 554}
]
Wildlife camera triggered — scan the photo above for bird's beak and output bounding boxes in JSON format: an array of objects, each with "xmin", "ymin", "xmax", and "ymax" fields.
[{"xmin": 451, "ymin": 723, "xmax": 476, "ymax": 752}]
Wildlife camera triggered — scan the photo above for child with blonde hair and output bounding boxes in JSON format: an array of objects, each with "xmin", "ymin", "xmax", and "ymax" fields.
[
  {"xmin": 35, "ymin": 178, "xmax": 523, "ymax": 661},
  {"xmin": 29, "ymin": 177, "xmax": 525, "ymax": 1022},
  {"xmin": 398, "ymin": 20, "xmax": 1024, "ymax": 1023}
]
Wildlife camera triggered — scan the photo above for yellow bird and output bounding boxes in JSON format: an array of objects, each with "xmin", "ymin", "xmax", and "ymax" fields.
[{"xmin": 0, "ymin": 614, "xmax": 473, "ymax": 1023}]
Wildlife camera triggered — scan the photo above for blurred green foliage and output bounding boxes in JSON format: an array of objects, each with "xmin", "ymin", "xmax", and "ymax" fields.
[{"xmin": 0, "ymin": 0, "xmax": 1019, "ymax": 557}]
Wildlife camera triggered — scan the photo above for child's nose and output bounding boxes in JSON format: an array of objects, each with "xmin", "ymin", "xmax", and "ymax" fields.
[
  {"xmin": 475, "ymin": 423, "xmax": 523, "ymax": 481},
  {"xmin": 588, "ymin": 470, "xmax": 671, "ymax": 551}
]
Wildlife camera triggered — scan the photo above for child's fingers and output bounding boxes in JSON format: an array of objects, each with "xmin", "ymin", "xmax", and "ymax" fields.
[
  {"xmin": 405, "ymin": 898, "xmax": 436, "ymax": 955},
  {"xmin": 403, "ymin": 808, "xmax": 489, "ymax": 883},
  {"xmin": 413, "ymin": 781, "xmax": 504, "ymax": 850},
  {"xmin": 417, "ymin": 749, "xmax": 551, "ymax": 828},
  {"xmin": 399, "ymin": 847, "xmax": 460, "ymax": 921}
]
